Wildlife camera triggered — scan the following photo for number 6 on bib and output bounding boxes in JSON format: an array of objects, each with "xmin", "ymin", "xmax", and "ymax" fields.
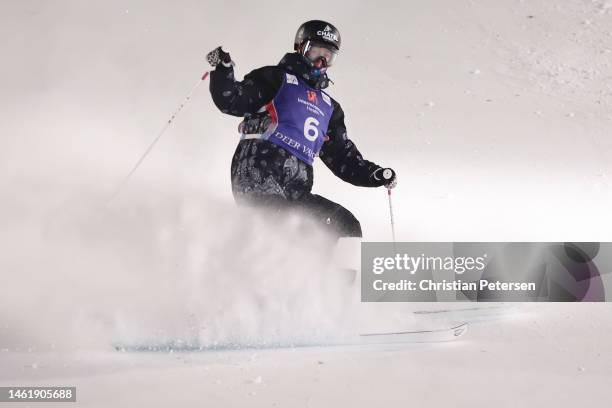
[{"xmin": 304, "ymin": 117, "xmax": 320, "ymax": 141}]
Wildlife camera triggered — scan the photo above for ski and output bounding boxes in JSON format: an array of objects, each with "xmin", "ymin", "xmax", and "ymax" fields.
[
  {"xmin": 412, "ymin": 305, "xmax": 513, "ymax": 323},
  {"xmin": 113, "ymin": 323, "xmax": 468, "ymax": 352},
  {"xmin": 358, "ymin": 322, "xmax": 468, "ymax": 344},
  {"xmin": 413, "ymin": 305, "xmax": 504, "ymax": 315}
]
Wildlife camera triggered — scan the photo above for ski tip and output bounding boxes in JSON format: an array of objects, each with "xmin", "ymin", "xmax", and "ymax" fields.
[{"xmin": 452, "ymin": 323, "xmax": 469, "ymax": 337}]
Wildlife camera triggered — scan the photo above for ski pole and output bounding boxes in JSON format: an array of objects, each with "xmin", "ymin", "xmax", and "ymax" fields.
[
  {"xmin": 107, "ymin": 71, "xmax": 210, "ymax": 205},
  {"xmin": 387, "ymin": 187, "xmax": 396, "ymax": 242}
]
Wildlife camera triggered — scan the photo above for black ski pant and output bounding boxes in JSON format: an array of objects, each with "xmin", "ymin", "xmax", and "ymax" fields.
[{"xmin": 230, "ymin": 139, "xmax": 362, "ymax": 239}]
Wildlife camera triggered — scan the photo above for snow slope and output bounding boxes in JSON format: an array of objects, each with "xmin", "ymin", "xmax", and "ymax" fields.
[
  {"xmin": 1, "ymin": 0, "xmax": 612, "ymax": 406},
  {"xmin": 3, "ymin": 304, "xmax": 611, "ymax": 407}
]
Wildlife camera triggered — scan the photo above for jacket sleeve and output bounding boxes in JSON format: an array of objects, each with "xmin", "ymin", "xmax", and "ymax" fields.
[
  {"xmin": 318, "ymin": 99, "xmax": 382, "ymax": 187},
  {"xmin": 209, "ymin": 64, "xmax": 284, "ymax": 117}
]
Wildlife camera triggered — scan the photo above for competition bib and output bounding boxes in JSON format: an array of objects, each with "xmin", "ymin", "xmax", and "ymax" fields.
[{"xmin": 261, "ymin": 73, "xmax": 334, "ymax": 165}]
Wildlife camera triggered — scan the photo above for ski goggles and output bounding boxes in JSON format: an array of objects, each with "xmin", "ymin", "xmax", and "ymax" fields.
[{"xmin": 303, "ymin": 40, "xmax": 338, "ymax": 67}]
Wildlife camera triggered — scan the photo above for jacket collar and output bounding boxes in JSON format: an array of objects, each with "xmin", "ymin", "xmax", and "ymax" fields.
[{"xmin": 278, "ymin": 52, "xmax": 331, "ymax": 90}]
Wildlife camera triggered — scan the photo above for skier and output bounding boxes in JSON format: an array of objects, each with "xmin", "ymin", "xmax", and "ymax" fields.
[{"xmin": 206, "ymin": 20, "xmax": 397, "ymax": 238}]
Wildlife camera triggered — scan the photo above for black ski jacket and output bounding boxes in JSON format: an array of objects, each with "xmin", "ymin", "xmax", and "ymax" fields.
[{"xmin": 210, "ymin": 52, "xmax": 383, "ymax": 188}]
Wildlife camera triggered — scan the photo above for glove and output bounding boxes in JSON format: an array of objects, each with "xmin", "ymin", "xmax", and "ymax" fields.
[
  {"xmin": 371, "ymin": 167, "xmax": 397, "ymax": 189},
  {"xmin": 206, "ymin": 46, "xmax": 233, "ymax": 68}
]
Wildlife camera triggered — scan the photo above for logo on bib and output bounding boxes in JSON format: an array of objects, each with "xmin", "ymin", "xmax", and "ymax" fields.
[
  {"xmin": 307, "ymin": 90, "xmax": 317, "ymax": 104},
  {"xmin": 285, "ymin": 73, "xmax": 298, "ymax": 85}
]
